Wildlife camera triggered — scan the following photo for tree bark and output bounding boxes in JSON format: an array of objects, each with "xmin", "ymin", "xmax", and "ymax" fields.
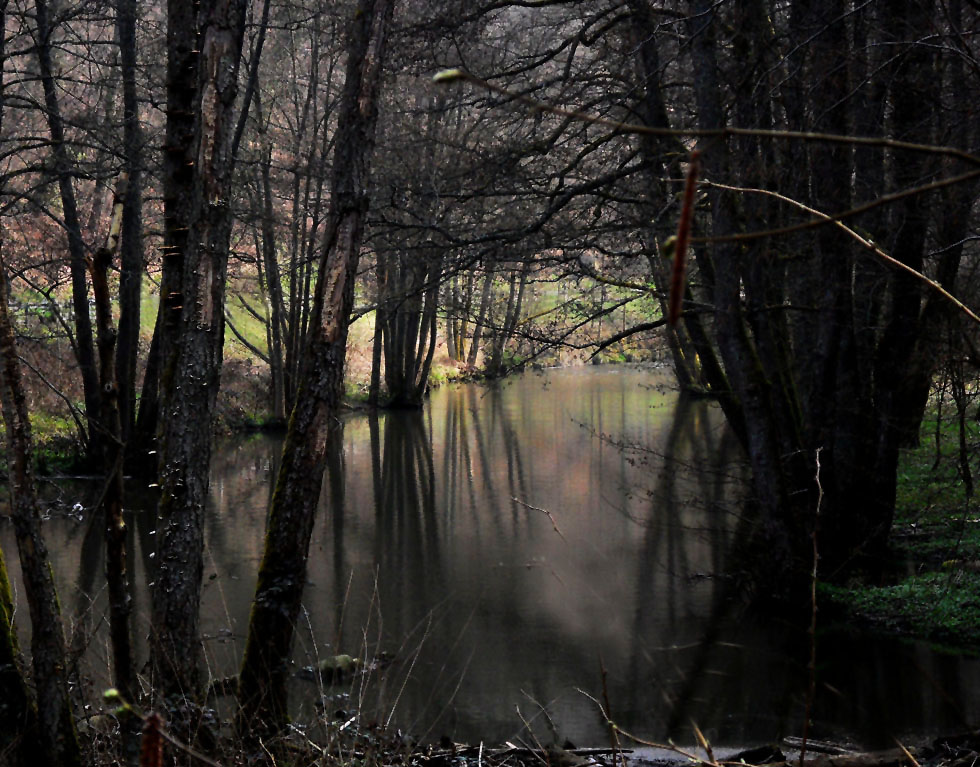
[
  {"xmin": 150, "ymin": 0, "xmax": 249, "ymax": 703},
  {"xmin": 114, "ymin": 0, "xmax": 143, "ymax": 446},
  {"xmin": 236, "ymin": 0, "xmax": 395, "ymax": 734},
  {"xmin": 132, "ymin": 0, "xmax": 202, "ymax": 470},
  {"xmin": 33, "ymin": 0, "xmax": 101, "ymax": 464},
  {"xmin": 0, "ymin": 537, "xmax": 35, "ymax": 766},
  {"xmin": 0, "ymin": 250, "xmax": 82, "ymax": 766},
  {"xmin": 91, "ymin": 178, "xmax": 136, "ymax": 702}
]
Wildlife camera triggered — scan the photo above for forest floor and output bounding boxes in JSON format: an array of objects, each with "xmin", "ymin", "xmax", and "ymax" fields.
[
  {"xmin": 114, "ymin": 721, "xmax": 975, "ymax": 767},
  {"xmin": 819, "ymin": 412, "xmax": 980, "ymax": 654}
]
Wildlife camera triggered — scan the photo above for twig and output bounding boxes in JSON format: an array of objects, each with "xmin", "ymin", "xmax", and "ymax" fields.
[
  {"xmin": 800, "ymin": 447, "xmax": 824, "ymax": 767},
  {"xmin": 259, "ymin": 738, "xmax": 278, "ymax": 766},
  {"xmin": 511, "ymin": 496, "xmax": 567, "ymax": 541},
  {"xmin": 432, "ymin": 69, "xmax": 980, "ymax": 167},
  {"xmin": 691, "ymin": 721, "xmax": 716, "ymax": 766},
  {"xmin": 598, "ymin": 656, "xmax": 628, "ymax": 767},
  {"xmin": 514, "ymin": 706, "xmax": 549, "ymax": 766},
  {"xmin": 575, "ymin": 687, "xmax": 708, "ymax": 766},
  {"xmin": 697, "ymin": 169, "xmax": 980, "ymax": 247},
  {"xmin": 668, "ymin": 151, "xmax": 700, "ymax": 326},
  {"xmin": 894, "ymin": 740, "xmax": 920, "ymax": 767},
  {"xmin": 701, "ymin": 180, "xmax": 980, "ymax": 326}
]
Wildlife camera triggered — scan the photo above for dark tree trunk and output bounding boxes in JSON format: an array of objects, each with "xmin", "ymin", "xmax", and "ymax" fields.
[
  {"xmin": 674, "ymin": 0, "xmax": 950, "ymax": 596},
  {"xmin": 486, "ymin": 263, "xmax": 529, "ymax": 377},
  {"xmin": 90, "ymin": 180, "xmax": 136, "ymax": 702},
  {"xmin": 114, "ymin": 0, "xmax": 143, "ymax": 445},
  {"xmin": 0, "ymin": 251, "xmax": 82, "ymax": 766},
  {"xmin": 132, "ymin": 0, "xmax": 201, "ymax": 470},
  {"xmin": 33, "ymin": 0, "xmax": 101, "ymax": 463},
  {"xmin": 259, "ymin": 147, "xmax": 287, "ymax": 421},
  {"xmin": 0, "ymin": 11, "xmax": 76, "ymax": 760},
  {"xmin": 236, "ymin": 0, "xmax": 395, "ymax": 734},
  {"xmin": 149, "ymin": 0, "xmax": 249, "ymax": 703},
  {"xmin": 687, "ymin": 0, "xmax": 813, "ymax": 592},
  {"xmin": 378, "ymin": 250, "xmax": 442, "ymax": 407},
  {"xmin": 467, "ymin": 266, "xmax": 494, "ymax": 367},
  {"xmin": 0, "ymin": 540, "xmax": 35, "ymax": 766}
]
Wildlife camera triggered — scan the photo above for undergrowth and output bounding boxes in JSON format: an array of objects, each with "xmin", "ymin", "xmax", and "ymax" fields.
[{"xmin": 822, "ymin": 409, "xmax": 980, "ymax": 653}]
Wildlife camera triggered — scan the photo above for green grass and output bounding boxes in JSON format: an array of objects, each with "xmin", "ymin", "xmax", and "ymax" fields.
[
  {"xmin": 822, "ymin": 570, "xmax": 980, "ymax": 653},
  {"xmin": 893, "ymin": 413, "xmax": 980, "ymax": 562},
  {"xmin": 822, "ymin": 409, "xmax": 980, "ymax": 651}
]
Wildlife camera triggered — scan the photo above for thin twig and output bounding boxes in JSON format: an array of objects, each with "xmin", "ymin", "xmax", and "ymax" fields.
[
  {"xmin": 433, "ymin": 69, "xmax": 980, "ymax": 167},
  {"xmin": 702, "ymin": 180, "xmax": 980, "ymax": 326},
  {"xmin": 894, "ymin": 739, "xmax": 921, "ymax": 767},
  {"xmin": 800, "ymin": 447, "xmax": 824, "ymax": 767},
  {"xmin": 696, "ymin": 169, "xmax": 980, "ymax": 246},
  {"xmin": 668, "ymin": 151, "xmax": 700, "ymax": 326},
  {"xmin": 575, "ymin": 688, "xmax": 709, "ymax": 766},
  {"xmin": 598, "ymin": 656, "xmax": 628, "ymax": 767},
  {"xmin": 511, "ymin": 496, "xmax": 567, "ymax": 541}
]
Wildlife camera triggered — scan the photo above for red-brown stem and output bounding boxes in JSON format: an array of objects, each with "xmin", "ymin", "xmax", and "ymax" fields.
[
  {"xmin": 140, "ymin": 712, "xmax": 164, "ymax": 767},
  {"xmin": 668, "ymin": 150, "xmax": 700, "ymax": 326}
]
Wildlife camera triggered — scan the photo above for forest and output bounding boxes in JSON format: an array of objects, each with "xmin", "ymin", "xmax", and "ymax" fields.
[{"xmin": 1, "ymin": 0, "xmax": 979, "ymax": 764}]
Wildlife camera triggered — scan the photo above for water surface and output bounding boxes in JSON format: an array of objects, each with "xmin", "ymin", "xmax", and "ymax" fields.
[{"xmin": 3, "ymin": 366, "xmax": 979, "ymax": 747}]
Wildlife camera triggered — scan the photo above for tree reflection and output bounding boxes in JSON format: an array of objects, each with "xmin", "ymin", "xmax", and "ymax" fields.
[{"xmin": 371, "ymin": 410, "xmax": 444, "ymax": 639}]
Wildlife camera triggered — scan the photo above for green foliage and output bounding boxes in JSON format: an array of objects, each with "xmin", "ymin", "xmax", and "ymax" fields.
[
  {"xmin": 27, "ymin": 411, "xmax": 82, "ymax": 474},
  {"xmin": 893, "ymin": 413, "xmax": 980, "ymax": 562},
  {"xmin": 895, "ymin": 415, "xmax": 975, "ymax": 518},
  {"xmin": 822, "ymin": 570, "xmax": 980, "ymax": 653},
  {"xmin": 824, "ymin": 408, "xmax": 980, "ymax": 651}
]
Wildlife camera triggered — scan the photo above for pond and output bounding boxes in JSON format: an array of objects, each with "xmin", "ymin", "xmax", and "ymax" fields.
[{"xmin": 4, "ymin": 366, "xmax": 980, "ymax": 748}]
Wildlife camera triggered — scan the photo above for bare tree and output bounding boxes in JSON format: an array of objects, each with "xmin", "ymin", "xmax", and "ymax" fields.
[
  {"xmin": 237, "ymin": 0, "xmax": 395, "ymax": 733},
  {"xmin": 149, "ymin": 0, "xmax": 250, "ymax": 704}
]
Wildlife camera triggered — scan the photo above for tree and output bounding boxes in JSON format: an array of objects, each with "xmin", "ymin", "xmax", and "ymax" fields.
[
  {"xmin": 431, "ymin": 0, "xmax": 980, "ymax": 597},
  {"xmin": 237, "ymin": 0, "xmax": 395, "ymax": 733},
  {"xmin": 149, "ymin": 0, "xmax": 250, "ymax": 703},
  {"xmin": 0, "ymin": 249, "xmax": 81, "ymax": 767}
]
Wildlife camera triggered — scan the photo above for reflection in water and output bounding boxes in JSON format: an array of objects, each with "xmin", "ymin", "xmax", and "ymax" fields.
[{"xmin": 2, "ymin": 367, "xmax": 980, "ymax": 747}]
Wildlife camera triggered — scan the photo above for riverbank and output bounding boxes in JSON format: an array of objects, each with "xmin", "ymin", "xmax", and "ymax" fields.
[
  {"xmin": 80, "ymin": 709, "xmax": 977, "ymax": 767},
  {"xmin": 819, "ymin": 412, "xmax": 980, "ymax": 655}
]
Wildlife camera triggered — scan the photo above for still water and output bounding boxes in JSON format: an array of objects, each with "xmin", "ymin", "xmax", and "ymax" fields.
[{"xmin": 4, "ymin": 366, "xmax": 980, "ymax": 747}]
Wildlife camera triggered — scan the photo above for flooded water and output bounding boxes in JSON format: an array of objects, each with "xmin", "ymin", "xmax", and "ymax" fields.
[{"xmin": 3, "ymin": 366, "xmax": 980, "ymax": 748}]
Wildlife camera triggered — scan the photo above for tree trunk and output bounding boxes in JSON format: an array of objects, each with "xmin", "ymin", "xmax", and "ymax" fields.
[
  {"xmin": 0, "ymin": 250, "xmax": 82, "ymax": 766},
  {"xmin": 131, "ymin": 0, "xmax": 202, "ymax": 470},
  {"xmin": 91, "ymin": 179, "xmax": 136, "ymax": 702},
  {"xmin": 487, "ymin": 262, "xmax": 529, "ymax": 377},
  {"xmin": 0, "ymin": 538, "xmax": 35, "ymax": 766},
  {"xmin": 259, "ymin": 144, "xmax": 287, "ymax": 421},
  {"xmin": 150, "ymin": 0, "xmax": 249, "ymax": 703},
  {"xmin": 114, "ymin": 0, "xmax": 143, "ymax": 445},
  {"xmin": 467, "ymin": 266, "xmax": 494, "ymax": 367},
  {"xmin": 236, "ymin": 0, "xmax": 395, "ymax": 734},
  {"xmin": 33, "ymin": 0, "xmax": 101, "ymax": 464}
]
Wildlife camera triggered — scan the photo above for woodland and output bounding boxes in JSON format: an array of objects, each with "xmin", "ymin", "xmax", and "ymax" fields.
[{"xmin": 0, "ymin": 0, "xmax": 979, "ymax": 764}]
